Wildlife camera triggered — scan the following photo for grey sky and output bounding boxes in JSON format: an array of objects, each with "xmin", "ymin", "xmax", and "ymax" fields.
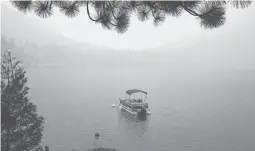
[{"xmin": 3, "ymin": 1, "xmax": 255, "ymax": 51}]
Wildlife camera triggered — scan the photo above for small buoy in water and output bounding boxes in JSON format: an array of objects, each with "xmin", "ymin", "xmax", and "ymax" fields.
[
  {"xmin": 45, "ymin": 146, "xmax": 49, "ymax": 151},
  {"xmin": 95, "ymin": 131, "xmax": 100, "ymax": 139},
  {"xmin": 112, "ymin": 104, "xmax": 115, "ymax": 107}
]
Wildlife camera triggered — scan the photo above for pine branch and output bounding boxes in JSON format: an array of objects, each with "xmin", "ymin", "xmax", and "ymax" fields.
[
  {"xmin": 229, "ymin": 0, "xmax": 253, "ymax": 9},
  {"xmin": 59, "ymin": 1, "xmax": 80, "ymax": 18},
  {"xmin": 197, "ymin": 2, "xmax": 226, "ymax": 29},
  {"xmin": 11, "ymin": 1, "xmax": 33, "ymax": 13},
  {"xmin": 181, "ymin": 3, "xmax": 200, "ymax": 16},
  {"xmin": 86, "ymin": 1, "xmax": 99, "ymax": 22},
  {"xmin": 8, "ymin": 0, "xmax": 253, "ymax": 33},
  {"xmin": 34, "ymin": 1, "xmax": 53, "ymax": 18},
  {"xmin": 106, "ymin": 1, "xmax": 118, "ymax": 20}
]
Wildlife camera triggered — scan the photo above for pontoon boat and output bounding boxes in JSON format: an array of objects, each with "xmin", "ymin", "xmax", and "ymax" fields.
[{"xmin": 119, "ymin": 89, "xmax": 151, "ymax": 116}]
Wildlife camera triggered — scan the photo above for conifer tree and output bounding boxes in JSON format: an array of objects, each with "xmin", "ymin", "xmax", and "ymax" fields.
[
  {"xmin": 9, "ymin": 1, "xmax": 253, "ymax": 33},
  {"xmin": 1, "ymin": 50, "xmax": 45, "ymax": 151}
]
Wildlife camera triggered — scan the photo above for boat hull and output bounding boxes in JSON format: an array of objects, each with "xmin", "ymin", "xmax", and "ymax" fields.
[{"xmin": 119, "ymin": 103, "xmax": 151, "ymax": 116}]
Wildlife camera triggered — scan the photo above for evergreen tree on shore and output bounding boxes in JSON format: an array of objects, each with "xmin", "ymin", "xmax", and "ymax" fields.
[{"xmin": 1, "ymin": 50, "xmax": 45, "ymax": 151}]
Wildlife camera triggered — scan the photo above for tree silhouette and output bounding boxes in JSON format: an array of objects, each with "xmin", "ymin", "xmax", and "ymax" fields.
[
  {"xmin": 1, "ymin": 50, "xmax": 45, "ymax": 151},
  {"xmin": 10, "ymin": 0, "xmax": 253, "ymax": 33}
]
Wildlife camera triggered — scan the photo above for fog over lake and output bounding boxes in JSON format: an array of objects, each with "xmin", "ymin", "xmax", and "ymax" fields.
[{"xmin": 26, "ymin": 65, "xmax": 255, "ymax": 151}]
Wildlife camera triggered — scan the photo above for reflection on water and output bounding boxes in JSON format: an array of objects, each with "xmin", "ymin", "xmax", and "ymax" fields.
[
  {"xmin": 136, "ymin": 114, "xmax": 148, "ymax": 121},
  {"xmin": 117, "ymin": 109, "xmax": 150, "ymax": 138}
]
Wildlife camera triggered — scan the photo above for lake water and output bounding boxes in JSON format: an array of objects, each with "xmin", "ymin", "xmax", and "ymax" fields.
[{"xmin": 26, "ymin": 66, "xmax": 255, "ymax": 151}]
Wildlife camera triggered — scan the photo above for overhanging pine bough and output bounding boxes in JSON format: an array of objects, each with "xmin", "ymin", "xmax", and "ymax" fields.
[{"xmin": 10, "ymin": 1, "xmax": 253, "ymax": 33}]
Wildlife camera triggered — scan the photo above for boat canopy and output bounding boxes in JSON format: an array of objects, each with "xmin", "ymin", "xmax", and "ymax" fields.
[{"xmin": 126, "ymin": 89, "xmax": 147, "ymax": 95}]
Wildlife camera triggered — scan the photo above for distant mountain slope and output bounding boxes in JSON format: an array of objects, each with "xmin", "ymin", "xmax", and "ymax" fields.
[{"xmin": 1, "ymin": 3, "xmax": 71, "ymax": 46}]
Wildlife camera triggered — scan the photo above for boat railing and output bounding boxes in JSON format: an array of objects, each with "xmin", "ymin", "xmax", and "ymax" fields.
[
  {"xmin": 130, "ymin": 103, "xmax": 148, "ymax": 108},
  {"xmin": 120, "ymin": 99, "xmax": 148, "ymax": 107}
]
